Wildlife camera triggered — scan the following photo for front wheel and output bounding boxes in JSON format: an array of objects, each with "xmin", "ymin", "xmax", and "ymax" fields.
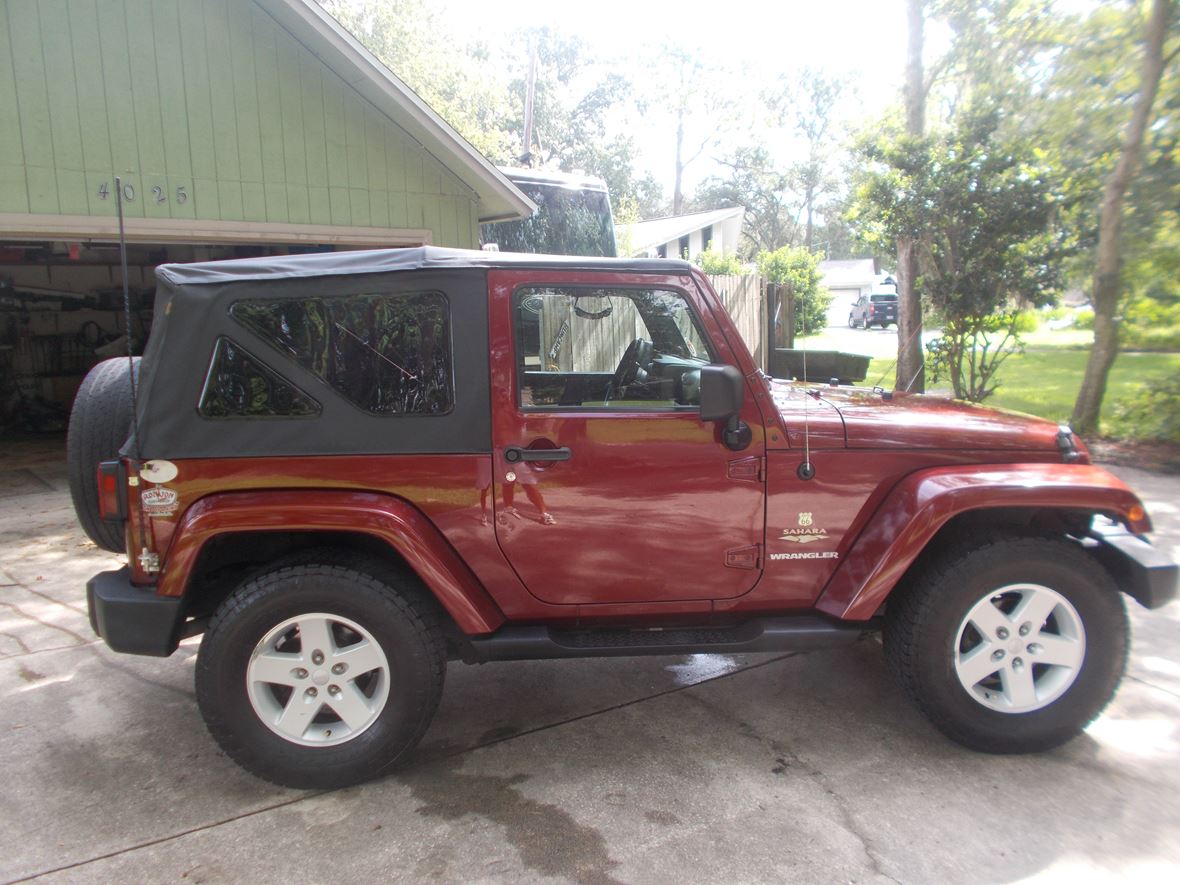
[
  {"xmin": 884, "ymin": 535, "xmax": 1127, "ymax": 753},
  {"xmin": 196, "ymin": 561, "xmax": 445, "ymax": 788}
]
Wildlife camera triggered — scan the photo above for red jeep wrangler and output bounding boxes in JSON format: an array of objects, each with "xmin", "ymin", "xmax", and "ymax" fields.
[{"xmin": 70, "ymin": 247, "xmax": 1176, "ymax": 789}]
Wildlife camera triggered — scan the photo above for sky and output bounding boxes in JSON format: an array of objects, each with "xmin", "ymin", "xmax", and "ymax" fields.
[{"xmin": 438, "ymin": 0, "xmax": 928, "ymax": 196}]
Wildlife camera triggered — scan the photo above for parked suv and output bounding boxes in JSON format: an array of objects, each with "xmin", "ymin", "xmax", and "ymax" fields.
[
  {"xmin": 70, "ymin": 247, "xmax": 1176, "ymax": 789},
  {"xmin": 849, "ymin": 292, "xmax": 898, "ymax": 328}
]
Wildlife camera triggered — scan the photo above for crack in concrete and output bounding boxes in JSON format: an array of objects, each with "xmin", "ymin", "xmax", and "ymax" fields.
[
  {"xmin": 682, "ymin": 691, "xmax": 903, "ymax": 885},
  {"xmin": 7, "ymin": 653, "xmax": 799, "ymax": 883},
  {"xmin": 0, "ymin": 600, "xmax": 89, "ymax": 645},
  {"xmin": 1126, "ymin": 673, "xmax": 1180, "ymax": 701}
]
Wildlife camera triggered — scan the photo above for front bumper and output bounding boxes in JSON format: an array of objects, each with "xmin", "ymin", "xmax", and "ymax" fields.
[
  {"xmin": 87, "ymin": 567, "xmax": 183, "ymax": 656},
  {"xmin": 1089, "ymin": 526, "xmax": 1178, "ymax": 610}
]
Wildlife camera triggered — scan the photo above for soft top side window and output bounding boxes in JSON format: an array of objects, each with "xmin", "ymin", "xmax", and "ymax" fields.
[
  {"xmin": 230, "ymin": 291, "xmax": 454, "ymax": 416},
  {"xmin": 198, "ymin": 337, "xmax": 321, "ymax": 419}
]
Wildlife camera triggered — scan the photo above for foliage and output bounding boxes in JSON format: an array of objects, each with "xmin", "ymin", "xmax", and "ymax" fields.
[
  {"xmin": 320, "ymin": 0, "xmax": 518, "ymax": 162},
  {"xmin": 851, "ymin": 108, "xmax": 1067, "ymax": 401},
  {"xmin": 768, "ymin": 68, "xmax": 849, "ymax": 251},
  {"xmin": 983, "ymin": 348, "xmax": 1180, "ymax": 439},
  {"xmin": 695, "ymin": 248, "xmax": 747, "ymax": 276},
  {"xmin": 926, "ymin": 312, "xmax": 1026, "ymax": 403},
  {"xmin": 612, "ymin": 194, "xmax": 641, "ymax": 258},
  {"xmin": 1012, "ymin": 311, "xmax": 1040, "ymax": 334},
  {"xmin": 1109, "ymin": 375, "xmax": 1180, "ymax": 444},
  {"xmin": 1120, "ymin": 293, "xmax": 1180, "ymax": 350},
  {"xmin": 756, "ymin": 246, "xmax": 831, "ymax": 335},
  {"xmin": 693, "ymin": 148, "xmax": 797, "ymax": 258}
]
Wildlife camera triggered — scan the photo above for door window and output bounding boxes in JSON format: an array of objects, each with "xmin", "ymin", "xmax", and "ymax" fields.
[{"xmin": 513, "ymin": 287, "xmax": 714, "ymax": 411}]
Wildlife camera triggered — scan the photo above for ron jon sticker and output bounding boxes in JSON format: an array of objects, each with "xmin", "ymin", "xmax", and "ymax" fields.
[{"xmin": 141, "ymin": 486, "xmax": 179, "ymax": 518}]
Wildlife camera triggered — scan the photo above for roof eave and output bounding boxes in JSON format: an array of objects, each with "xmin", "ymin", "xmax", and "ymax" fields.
[{"xmin": 262, "ymin": 0, "xmax": 536, "ymax": 224}]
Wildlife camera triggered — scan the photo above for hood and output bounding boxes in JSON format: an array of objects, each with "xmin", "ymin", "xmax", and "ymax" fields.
[{"xmin": 769, "ymin": 380, "xmax": 1074, "ymax": 454}]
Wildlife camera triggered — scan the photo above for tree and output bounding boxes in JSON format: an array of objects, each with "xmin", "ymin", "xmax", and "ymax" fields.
[
  {"xmin": 319, "ymin": 0, "xmax": 517, "ymax": 162},
  {"xmin": 895, "ymin": 0, "xmax": 928, "ymax": 394},
  {"xmin": 850, "ymin": 108, "xmax": 1066, "ymax": 401},
  {"xmin": 770, "ymin": 68, "xmax": 847, "ymax": 251},
  {"xmin": 1071, "ymin": 0, "xmax": 1176, "ymax": 433},
  {"xmin": 757, "ymin": 246, "xmax": 832, "ymax": 336},
  {"xmin": 692, "ymin": 147, "xmax": 799, "ymax": 258}
]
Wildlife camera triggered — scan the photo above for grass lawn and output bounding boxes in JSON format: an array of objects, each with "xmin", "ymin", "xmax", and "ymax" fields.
[
  {"xmin": 987, "ymin": 349, "xmax": 1179, "ymax": 431},
  {"xmin": 793, "ymin": 324, "xmax": 1179, "ymax": 435}
]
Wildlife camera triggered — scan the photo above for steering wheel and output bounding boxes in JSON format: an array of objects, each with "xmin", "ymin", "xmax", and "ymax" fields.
[{"xmin": 610, "ymin": 338, "xmax": 654, "ymax": 396}]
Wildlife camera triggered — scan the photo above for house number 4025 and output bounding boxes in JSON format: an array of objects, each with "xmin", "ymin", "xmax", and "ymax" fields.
[{"xmin": 97, "ymin": 182, "xmax": 188, "ymax": 204}]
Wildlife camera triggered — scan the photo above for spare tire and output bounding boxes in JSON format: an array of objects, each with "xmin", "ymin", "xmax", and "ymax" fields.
[{"xmin": 68, "ymin": 357, "xmax": 140, "ymax": 552}]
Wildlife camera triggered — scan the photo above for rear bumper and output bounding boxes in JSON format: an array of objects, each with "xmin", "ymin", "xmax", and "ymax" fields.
[
  {"xmin": 87, "ymin": 567, "xmax": 183, "ymax": 656},
  {"xmin": 1089, "ymin": 527, "xmax": 1178, "ymax": 610}
]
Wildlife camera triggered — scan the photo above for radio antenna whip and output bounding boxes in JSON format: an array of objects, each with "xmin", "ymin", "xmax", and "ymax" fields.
[
  {"xmin": 115, "ymin": 176, "xmax": 144, "ymax": 463},
  {"xmin": 797, "ymin": 278, "xmax": 815, "ymax": 481}
]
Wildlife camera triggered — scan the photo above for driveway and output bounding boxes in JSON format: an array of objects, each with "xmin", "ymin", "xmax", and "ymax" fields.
[{"xmin": 2, "ymin": 439, "xmax": 1178, "ymax": 883}]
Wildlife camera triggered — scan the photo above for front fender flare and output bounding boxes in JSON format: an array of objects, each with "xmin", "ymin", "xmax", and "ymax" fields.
[
  {"xmin": 158, "ymin": 490, "xmax": 505, "ymax": 635},
  {"xmin": 815, "ymin": 463, "xmax": 1150, "ymax": 621}
]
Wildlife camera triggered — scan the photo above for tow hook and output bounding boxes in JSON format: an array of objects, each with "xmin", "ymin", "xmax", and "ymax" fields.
[
  {"xmin": 1056, "ymin": 424, "xmax": 1081, "ymax": 463},
  {"xmin": 137, "ymin": 546, "xmax": 160, "ymax": 574}
]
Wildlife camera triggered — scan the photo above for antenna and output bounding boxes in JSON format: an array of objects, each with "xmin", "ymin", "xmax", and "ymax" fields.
[
  {"xmin": 797, "ymin": 276, "xmax": 815, "ymax": 481},
  {"xmin": 115, "ymin": 176, "xmax": 144, "ymax": 463},
  {"xmin": 115, "ymin": 176, "xmax": 150, "ymax": 566}
]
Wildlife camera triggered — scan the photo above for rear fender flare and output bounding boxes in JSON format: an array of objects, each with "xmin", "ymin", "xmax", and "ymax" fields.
[
  {"xmin": 158, "ymin": 490, "xmax": 505, "ymax": 635},
  {"xmin": 815, "ymin": 464, "xmax": 1151, "ymax": 621}
]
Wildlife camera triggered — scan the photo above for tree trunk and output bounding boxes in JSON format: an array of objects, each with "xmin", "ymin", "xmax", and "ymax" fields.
[
  {"xmin": 1071, "ymin": 0, "xmax": 1172, "ymax": 433},
  {"xmin": 804, "ymin": 191, "xmax": 814, "ymax": 252},
  {"xmin": 674, "ymin": 109, "xmax": 685, "ymax": 215},
  {"xmin": 896, "ymin": 0, "xmax": 926, "ymax": 392},
  {"xmin": 896, "ymin": 237, "xmax": 925, "ymax": 391}
]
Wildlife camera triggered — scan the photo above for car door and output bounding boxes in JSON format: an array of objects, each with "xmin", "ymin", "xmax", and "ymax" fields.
[{"xmin": 487, "ymin": 268, "xmax": 767, "ymax": 607}]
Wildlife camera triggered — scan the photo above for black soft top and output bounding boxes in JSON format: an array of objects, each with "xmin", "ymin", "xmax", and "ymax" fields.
[
  {"xmin": 155, "ymin": 245, "xmax": 692, "ymax": 287},
  {"xmin": 132, "ymin": 247, "xmax": 694, "ymax": 460}
]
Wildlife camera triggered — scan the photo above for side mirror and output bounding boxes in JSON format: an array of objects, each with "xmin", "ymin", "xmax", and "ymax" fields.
[
  {"xmin": 699, "ymin": 364, "xmax": 752, "ymax": 451},
  {"xmin": 699, "ymin": 364, "xmax": 744, "ymax": 421}
]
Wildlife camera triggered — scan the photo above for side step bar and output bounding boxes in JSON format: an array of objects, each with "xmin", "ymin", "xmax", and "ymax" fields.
[{"xmin": 463, "ymin": 616, "xmax": 872, "ymax": 663}]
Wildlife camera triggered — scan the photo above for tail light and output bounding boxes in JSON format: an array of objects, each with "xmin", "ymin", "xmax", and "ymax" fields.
[{"xmin": 97, "ymin": 460, "xmax": 127, "ymax": 521}]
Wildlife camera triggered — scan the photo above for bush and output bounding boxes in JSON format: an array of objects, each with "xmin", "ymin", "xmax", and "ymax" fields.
[
  {"xmin": 756, "ymin": 245, "xmax": 832, "ymax": 336},
  {"xmin": 1074, "ymin": 309, "xmax": 1095, "ymax": 330},
  {"xmin": 926, "ymin": 311, "xmax": 1025, "ymax": 402},
  {"xmin": 1012, "ymin": 310, "xmax": 1040, "ymax": 333},
  {"xmin": 1120, "ymin": 295, "xmax": 1180, "ymax": 351},
  {"xmin": 1109, "ymin": 375, "xmax": 1180, "ymax": 444},
  {"xmin": 695, "ymin": 248, "xmax": 747, "ymax": 276}
]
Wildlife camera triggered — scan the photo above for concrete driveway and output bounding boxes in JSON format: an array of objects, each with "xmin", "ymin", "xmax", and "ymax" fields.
[{"xmin": 2, "ymin": 439, "xmax": 1178, "ymax": 884}]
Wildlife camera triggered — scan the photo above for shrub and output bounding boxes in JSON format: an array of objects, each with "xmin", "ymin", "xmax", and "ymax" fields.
[
  {"xmin": 1074, "ymin": 309, "xmax": 1095, "ymax": 330},
  {"xmin": 1012, "ymin": 310, "xmax": 1040, "ymax": 334},
  {"xmin": 695, "ymin": 248, "xmax": 747, "ymax": 276},
  {"xmin": 1109, "ymin": 375, "xmax": 1180, "ymax": 444},
  {"xmin": 756, "ymin": 245, "xmax": 832, "ymax": 336}
]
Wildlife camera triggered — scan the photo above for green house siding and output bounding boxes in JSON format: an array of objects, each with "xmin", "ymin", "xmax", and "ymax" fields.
[{"xmin": 0, "ymin": 0, "xmax": 481, "ymax": 246}]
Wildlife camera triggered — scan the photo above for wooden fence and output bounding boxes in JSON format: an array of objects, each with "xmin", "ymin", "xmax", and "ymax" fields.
[{"xmin": 706, "ymin": 273, "xmax": 768, "ymax": 372}]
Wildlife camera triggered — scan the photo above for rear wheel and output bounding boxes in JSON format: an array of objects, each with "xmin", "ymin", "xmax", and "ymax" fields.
[
  {"xmin": 195, "ymin": 561, "xmax": 445, "ymax": 788},
  {"xmin": 67, "ymin": 357, "xmax": 140, "ymax": 552},
  {"xmin": 884, "ymin": 535, "xmax": 1127, "ymax": 753}
]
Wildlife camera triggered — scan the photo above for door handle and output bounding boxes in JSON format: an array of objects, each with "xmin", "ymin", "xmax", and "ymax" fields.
[{"xmin": 504, "ymin": 446, "xmax": 572, "ymax": 463}]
